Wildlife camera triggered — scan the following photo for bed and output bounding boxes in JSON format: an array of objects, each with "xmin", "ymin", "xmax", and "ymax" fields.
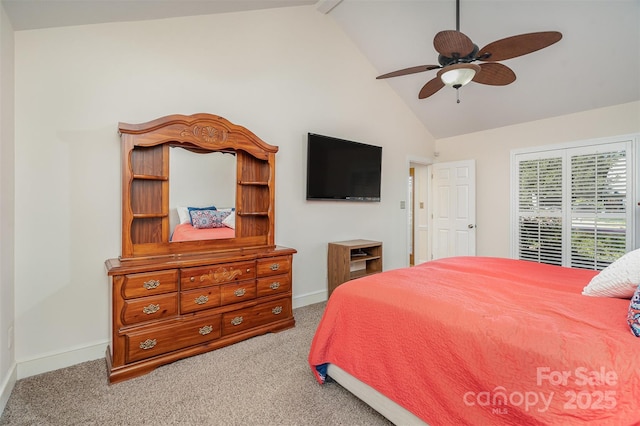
[{"xmin": 308, "ymin": 256, "xmax": 640, "ymax": 425}]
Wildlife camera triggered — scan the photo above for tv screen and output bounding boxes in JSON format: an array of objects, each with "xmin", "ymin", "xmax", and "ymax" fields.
[{"xmin": 306, "ymin": 133, "xmax": 382, "ymax": 201}]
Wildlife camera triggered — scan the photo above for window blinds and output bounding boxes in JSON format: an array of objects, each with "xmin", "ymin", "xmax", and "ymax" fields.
[
  {"xmin": 570, "ymin": 150, "xmax": 627, "ymax": 269},
  {"xmin": 514, "ymin": 142, "xmax": 630, "ymax": 270},
  {"xmin": 517, "ymin": 157, "xmax": 563, "ymax": 265}
]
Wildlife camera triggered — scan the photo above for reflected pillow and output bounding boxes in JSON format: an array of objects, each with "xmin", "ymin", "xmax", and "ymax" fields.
[
  {"xmin": 189, "ymin": 209, "xmax": 230, "ymax": 229},
  {"xmin": 177, "ymin": 205, "xmax": 217, "ymax": 224},
  {"xmin": 177, "ymin": 206, "xmax": 191, "ymax": 224},
  {"xmin": 627, "ymin": 284, "xmax": 640, "ymax": 337},
  {"xmin": 582, "ymin": 248, "xmax": 640, "ymax": 298},
  {"xmin": 222, "ymin": 211, "xmax": 236, "ymax": 229},
  {"xmin": 186, "ymin": 205, "xmax": 217, "ymax": 225}
]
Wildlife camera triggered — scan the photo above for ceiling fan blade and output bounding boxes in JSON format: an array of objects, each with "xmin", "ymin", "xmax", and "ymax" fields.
[
  {"xmin": 376, "ymin": 65, "xmax": 441, "ymax": 80},
  {"xmin": 478, "ymin": 31, "xmax": 562, "ymax": 61},
  {"xmin": 472, "ymin": 62, "xmax": 516, "ymax": 86},
  {"xmin": 433, "ymin": 30, "xmax": 475, "ymax": 58},
  {"xmin": 418, "ymin": 77, "xmax": 445, "ymax": 99}
]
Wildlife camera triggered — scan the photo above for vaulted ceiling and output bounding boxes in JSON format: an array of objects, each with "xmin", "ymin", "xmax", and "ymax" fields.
[{"xmin": 3, "ymin": 0, "xmax": 639, "ymax": 139}]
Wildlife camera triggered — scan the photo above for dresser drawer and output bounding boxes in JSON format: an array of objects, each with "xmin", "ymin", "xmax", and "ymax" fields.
[
  {"xmin": 256, "ymin": 274, "xmax": 291, "ymax": 297},
  {"xmin": 222, "ymin": 298, "xmax": 292, "ymax": 336},
  {"xmin": 122, "ymin": 270, "xmax": 178, "ymax": 299},
  {"xmin": 256, "ymin": 256, "xmax": 291, "ymax": 277},
  {"xmin": 220, "ymin": 281, "xmax": 257, "ymax": 306},
  {"xmin": 122, "ymin": 293, "xmax": 178, "ymax": 326},
  {"xmin": 180, "ymin": 286, "xmax": 221, "ymax": 314},
  {"xmin": 181, "ymin": 261, "xmax": 256, "ymax": 290},
  {"xmin": 125, "ymin": 313, "xmax": 222, "ymax": 363}
]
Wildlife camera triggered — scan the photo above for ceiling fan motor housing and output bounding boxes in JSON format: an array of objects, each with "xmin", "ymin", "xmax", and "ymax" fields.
[{"xmin": 437, "ymin": 45, "xmax": 480, "ymax": 67}]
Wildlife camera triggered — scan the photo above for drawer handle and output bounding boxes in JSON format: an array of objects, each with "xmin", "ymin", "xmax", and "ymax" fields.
[
  {"xmin": 143, "ymin": 279, "xmax": 160, "ymax": 290},
  {"xmin": 269, "ymin": 282, "xmax": 281, "ymax": 290},
  {"xmin": 230, "ymin": 316, "xmax": 243, "ymax": 326},
  {"xmin": 272, "ymin": 306, "xmax": 283, "ymax": 315},
  {"xmin": 139, "ymin": 339, "xmax": 157, "ymax": 350},
  {"xmin": 270, "ymin": 263, "xmax": 280, "ymax": 271},
  {"xmin": 142, "ymin": 304, "xmax": 160, "ymax": 315},
  {"xmin": 199, "ymin": 325, "xmax": 213, "ymax": 335},
  {"xmin": 195, "ymin": 295, "xmax": 209, "ymax": 305},
  {"xmin": 234, "ymin": 288, "xmax": 246, "ymax": 297}
]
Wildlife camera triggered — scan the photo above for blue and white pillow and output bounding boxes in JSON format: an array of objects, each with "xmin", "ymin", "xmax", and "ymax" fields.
[
  {"xmin": 189, "ymin": 209, "xmax": 231, "ymax": 229},
  {"xmin": 177, "ymin": 205, "xmax": 216, "ymax": 224},
  {"xmin": 627, "ymin": 284, "xmax": 640, "ymax": 337},
  {"xmin": 187, "ymin": 206, "xmax": 217, "ymax": 225}
]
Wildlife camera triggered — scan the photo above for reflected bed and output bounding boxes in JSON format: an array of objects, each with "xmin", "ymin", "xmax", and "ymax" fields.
[{"xmin": 170, "ymin": 223, "xmax": 235, "ymax": 241}]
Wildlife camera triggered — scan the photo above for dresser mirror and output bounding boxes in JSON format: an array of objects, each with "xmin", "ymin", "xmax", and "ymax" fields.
[
  {"xmin": 169, "ymin": 148, "xmax": 236, "ymax": 241},
  {"xmin": 119, "ymin": 113, "xmax": 278, "ymax": 260}
]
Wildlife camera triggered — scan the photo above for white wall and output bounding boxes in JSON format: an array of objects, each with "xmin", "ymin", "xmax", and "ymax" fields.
[
  {"xmin": 13, "ymin": 6, "xmax": 435, "ymax": 377},
  {"xmin": 0, "ymin": 1, "xmax": 16, "ymax": 412},
  {"xmin": 434, "ymin": 101, "xmax": 640, "ymax": 258}
]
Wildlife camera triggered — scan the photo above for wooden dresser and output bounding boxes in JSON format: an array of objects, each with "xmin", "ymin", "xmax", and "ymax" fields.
[
  {"xmin": 105, "ymin": 247, "xmax": 294, "ymax": 383},
  {"xmin": 106, "ymin": 114, "xmax": 295, "ymax": 383}
]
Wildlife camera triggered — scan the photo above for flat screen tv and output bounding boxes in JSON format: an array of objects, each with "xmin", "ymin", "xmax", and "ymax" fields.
[{"xmin": 306, "ymin": 133, "xmax": 382, "ymax": 201}]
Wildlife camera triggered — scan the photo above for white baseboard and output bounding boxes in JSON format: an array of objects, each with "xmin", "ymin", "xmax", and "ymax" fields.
[
  {"xmin": 293, "ymin": 289, "xmax": 327, "ymax": 309},
  {"xmin": 0, "ymin": 363, "xmax": 17, "ymax": 415},
  {"xmin": 16, "ymin": 340, "xmax": 109, "ymax": 380},
  {"xmin": 9, "ymin": 294, "xmax": 325, "ymax": 383}
]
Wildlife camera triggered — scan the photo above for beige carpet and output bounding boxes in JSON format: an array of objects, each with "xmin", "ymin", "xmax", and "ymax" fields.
[{"xmin": 0, "ymin": 302, "xmax": 391, "ymax": 425}]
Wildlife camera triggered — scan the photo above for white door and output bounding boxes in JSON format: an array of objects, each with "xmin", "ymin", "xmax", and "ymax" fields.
[{"xmin": 431, "ymin": 160, "xmax": 476, "ymax": 259}]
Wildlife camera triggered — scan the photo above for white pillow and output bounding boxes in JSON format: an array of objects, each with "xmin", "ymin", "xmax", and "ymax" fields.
[
  {"xmin": 177, "ymin": 206, "xmax": 190, "ymax": 224},
  {"xmin": 222, "ymin": 211, "xmax": 236, "ymax": 229},
  {"xmin": 582, "ymin": 248, "xmax": 640, "ymax": 298}
]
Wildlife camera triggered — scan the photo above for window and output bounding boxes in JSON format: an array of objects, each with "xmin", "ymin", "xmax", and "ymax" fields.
[{"xmin": 512, "ymin": 138, "xmax": 637, "ymax": 270}]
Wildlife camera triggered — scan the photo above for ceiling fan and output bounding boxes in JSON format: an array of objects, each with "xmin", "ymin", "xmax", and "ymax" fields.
[{"xmin": 376, "ymin": 0, "xmax": 562, "ymax": 102}]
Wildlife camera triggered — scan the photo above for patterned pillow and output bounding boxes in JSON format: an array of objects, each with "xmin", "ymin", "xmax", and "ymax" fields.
[
  {"xmin": 628, "ymin": 284, "xmax": 640, "ymax": 337},
  {"xmin": 189, "ymin": 209, "xmax": 230, "ymax": 229},
  {"xmin": 186, "ymin": 206, "xmax": 217, "ymax": 225}
]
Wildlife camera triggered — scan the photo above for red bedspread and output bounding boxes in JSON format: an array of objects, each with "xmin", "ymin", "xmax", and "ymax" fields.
[
  {"xmin": 171, "ymin": 223, "xmax": 235, "ymax": 241},
  {"xmin": 308, "ymin": 257, "xmax": 640, "ymax": 425}
]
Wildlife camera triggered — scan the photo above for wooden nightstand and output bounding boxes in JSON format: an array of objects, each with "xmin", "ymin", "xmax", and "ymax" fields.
[{"xmin": 327, "ymin": 239, "xmax": 382, "ymax": 297}]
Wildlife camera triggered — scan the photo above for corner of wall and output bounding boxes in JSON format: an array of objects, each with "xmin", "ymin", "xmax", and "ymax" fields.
[
  {"xmin": 0, "ymin": 1, "xmax": 17, "ymax": 416},
  {"xmin": 0, "ymin": 363, "xmax": 16, "ymax": 415}
]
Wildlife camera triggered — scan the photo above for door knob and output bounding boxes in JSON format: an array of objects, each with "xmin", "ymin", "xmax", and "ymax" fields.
[{"xmin": 468, "ymin": 224, "xmax": 475, "ymax": 229}]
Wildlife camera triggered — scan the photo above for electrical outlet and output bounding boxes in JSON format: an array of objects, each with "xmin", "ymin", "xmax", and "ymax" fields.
[{"xmin": 8, "ymin": 326, "xmax": 13, "ymax": 350}]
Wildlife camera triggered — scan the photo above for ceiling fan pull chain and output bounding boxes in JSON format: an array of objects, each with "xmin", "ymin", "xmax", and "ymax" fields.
[{"xmin": 456, "ymin": 89, "xmax": 461, "ymax": 104}]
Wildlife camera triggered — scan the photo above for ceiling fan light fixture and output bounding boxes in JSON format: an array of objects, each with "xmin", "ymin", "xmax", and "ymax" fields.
[{"xmin": 439, "ymin": 64, "xmax": 481, "ymax": 88}]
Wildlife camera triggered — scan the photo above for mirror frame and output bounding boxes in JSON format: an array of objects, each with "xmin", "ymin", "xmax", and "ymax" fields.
[{"xmin": 118, "ymin": 113, "xmax": 278, "ymax": 260}]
